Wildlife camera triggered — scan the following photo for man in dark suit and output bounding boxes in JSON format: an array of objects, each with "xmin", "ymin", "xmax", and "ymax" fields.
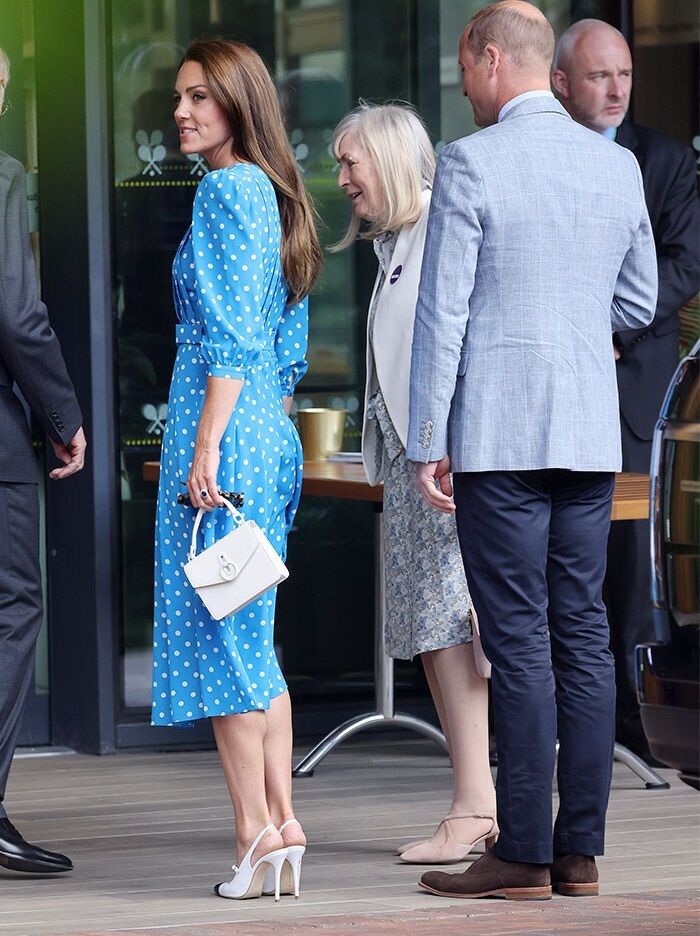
[
  {"xmin": 0, "ymin": 51, "xmax": 86, "ymax": 873},
  {"xmin": 552, "ymin": 19, "xmax": 700, "ymax": 755}
]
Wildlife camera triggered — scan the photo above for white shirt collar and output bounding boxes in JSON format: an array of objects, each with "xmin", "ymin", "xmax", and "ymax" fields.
[{"xmin": 498, "ymin": 90, "xmax": 554, "ymax": 123}]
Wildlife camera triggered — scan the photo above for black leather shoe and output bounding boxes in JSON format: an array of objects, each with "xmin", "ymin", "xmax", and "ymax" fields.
[{"xmin": 0, "ymin": 818, "xmax": 73, "ymax": 873}]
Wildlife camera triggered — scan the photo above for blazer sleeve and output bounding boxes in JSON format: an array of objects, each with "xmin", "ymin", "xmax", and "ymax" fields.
[
  {"xmin": 610, "ymin": 156, "xmax": 659, "ymax": 334},
  {"xmin": 275, "ymin": 296, "xmax": 309, "ymax": 396},
  {"xmin": 406, "ymin": 143, "xmax": 483, "ymax": 463},
  {"xmin": 191, "ymin": 169, "xmax": 273, "ymax": 380},
  {"xmin": 0, "ymin": 156, "xmax": 82, "ymax": 444},
  {"xmin": 617, "ymin": 145, "xmax": 700, "ymax": 350}
]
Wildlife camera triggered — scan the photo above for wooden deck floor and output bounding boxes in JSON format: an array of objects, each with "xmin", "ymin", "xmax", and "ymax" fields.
[{"xmin": 1, "ymin": 739, "xmax": 698, "ymax": 935}]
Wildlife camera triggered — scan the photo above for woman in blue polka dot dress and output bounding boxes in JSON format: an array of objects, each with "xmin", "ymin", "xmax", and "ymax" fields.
[{"xmin": 152, "ymin": 40, "xmax": 321, "ymax": 899}]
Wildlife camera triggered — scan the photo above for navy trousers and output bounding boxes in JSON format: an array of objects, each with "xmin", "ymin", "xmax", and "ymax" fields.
[{"xmin": 453, "ymin": 470, "xmax": 616, "ymax": 864}]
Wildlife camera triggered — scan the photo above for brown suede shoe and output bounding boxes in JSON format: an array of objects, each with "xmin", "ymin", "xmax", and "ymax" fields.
[
  {"xmin": 551, "ymin": 854, "xmax": 599, "ymax": 896},
  {"xmin": 419, "ymin": 847, "xmax": 552, "ymax": 900}
]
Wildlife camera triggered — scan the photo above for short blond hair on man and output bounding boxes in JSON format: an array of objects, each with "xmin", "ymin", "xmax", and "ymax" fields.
[{"xmin": 465, "ymin": 0, "xmax": 554, "ymax": 72}]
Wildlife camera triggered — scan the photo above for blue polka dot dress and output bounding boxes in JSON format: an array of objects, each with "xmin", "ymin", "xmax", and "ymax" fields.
[{"xmin": 151, "ymin": 163, "xmax": 308, "ymax": 726}]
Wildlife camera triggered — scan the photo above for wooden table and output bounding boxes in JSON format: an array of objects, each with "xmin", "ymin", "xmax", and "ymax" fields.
[
  {"xmin": 300, "ymin": 460, "xmax": 651, "ymax": 520},
  {"xmin": 142, "ymin": 460, "xmax": 666, "ymax": 786},
  {"xmin": 144, "ymin": 459, "xmax": 651, "ymax": 519}
]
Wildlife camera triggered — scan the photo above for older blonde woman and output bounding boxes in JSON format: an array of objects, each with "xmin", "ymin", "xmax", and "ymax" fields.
[{"xmin": 332, "ymin": 102, "xmax": 496, "ymax": 864}]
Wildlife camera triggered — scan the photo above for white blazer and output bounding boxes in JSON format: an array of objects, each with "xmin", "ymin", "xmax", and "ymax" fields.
[{"xmin": 362, "ymin": 189, "xmax": 431, "ymax": 485}]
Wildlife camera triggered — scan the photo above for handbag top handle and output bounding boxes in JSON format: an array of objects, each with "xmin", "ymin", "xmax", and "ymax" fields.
[{"xmin": 188, "ymin": 497, "xmax": 245, "ymax": 562}]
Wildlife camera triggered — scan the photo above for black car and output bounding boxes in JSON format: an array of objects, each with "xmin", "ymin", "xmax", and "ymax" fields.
[{"xmin": 637, "ymin": 337, "xmax": 700, "ymax": 790}]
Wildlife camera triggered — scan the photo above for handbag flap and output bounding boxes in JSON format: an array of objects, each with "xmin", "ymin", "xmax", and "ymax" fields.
[{"xmin": 184, "ymin": 522, "xmax": 263, "ymax": 589}]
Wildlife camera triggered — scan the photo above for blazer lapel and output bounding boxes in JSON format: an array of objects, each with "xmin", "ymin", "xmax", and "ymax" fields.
[
  {"xmin": 615, "ymin": 119, "xmax": 639, "ymax": 152},
  {"xmin": 371, "ymin": 190, "xmax": 431, "ymax": 447}
]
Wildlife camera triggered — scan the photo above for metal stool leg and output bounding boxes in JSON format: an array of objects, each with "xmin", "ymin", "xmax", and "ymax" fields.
[
  {"xmin": 292, "ymin": 712, "xmax": 448, "ymax": 777},
  {"xmin": 293, "ymin": 713, "xmax": 389, "ymax": 777},
  {"xmin": 390, "ymin": 713, "xmax": 449, "ymax": 751},
  {"xmin": 614, "ymin": 742, "xmax": 670, "ymax": 789},
  {"xmin": 293, "ymin": 509, "xmax": 448, "ymax": 777}
]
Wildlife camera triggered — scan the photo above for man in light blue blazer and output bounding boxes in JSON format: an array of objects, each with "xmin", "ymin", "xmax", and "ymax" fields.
[{"xmin": 407, "ymin": 1, "xmax": 657, "ymax": 900}]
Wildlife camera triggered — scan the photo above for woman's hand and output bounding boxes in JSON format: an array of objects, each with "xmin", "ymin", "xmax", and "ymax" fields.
[
  {"xmin": 187, "ymin": 375, "xmax": 244, "ymax": 512},
  {"xmin": 187, "ymin": 441, "xmax": 224, "ymax": 512}
]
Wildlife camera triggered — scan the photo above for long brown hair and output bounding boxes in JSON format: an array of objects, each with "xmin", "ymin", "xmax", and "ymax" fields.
[{"xmin": 182, "ymin": 39, "xmax": 322, "ymax": 303}]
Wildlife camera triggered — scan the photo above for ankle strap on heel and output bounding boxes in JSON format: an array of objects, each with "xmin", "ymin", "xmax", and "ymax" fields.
[{"xmin": 445, "ymin": 813, "xmax": 496, "ymax": 821}]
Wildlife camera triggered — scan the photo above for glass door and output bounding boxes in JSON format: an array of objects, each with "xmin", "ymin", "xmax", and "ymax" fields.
[{"xmin": 110, "ymin": 0, "xmax": 403, "ymax": 737}]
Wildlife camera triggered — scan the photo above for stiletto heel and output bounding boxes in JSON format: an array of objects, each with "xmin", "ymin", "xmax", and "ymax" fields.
[
  {"xmin": 265, "ymin": 848, "xmax": 288, "ymax": 902},
  {"xmin": 262, "ymin": 818, "xmax": 306, "ymax": 897},
  {"xmin": 285, "ymin": 844, "xmax": 305, "ymax": 898},
  {"xmin": 485, "ymin": 833, "xmax": 498, "ymax": 850},
  {"xmin": 214, "ymin": 824, "xmax": 288, "ymax": 900}
]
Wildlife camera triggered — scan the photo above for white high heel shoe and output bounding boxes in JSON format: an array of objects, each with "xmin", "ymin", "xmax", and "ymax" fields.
[
  {"xmin": 214, "ymin": 824, "xmax": 289, "ymax": 901},
  {"xmin": 262, "ymin": 819, "xmax": 306, "ymax": 898}
]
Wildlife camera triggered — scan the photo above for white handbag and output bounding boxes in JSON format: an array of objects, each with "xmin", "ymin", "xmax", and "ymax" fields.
[{"xmin": 183, "ymin": 498, "xmax": 289, "ymax": 621}]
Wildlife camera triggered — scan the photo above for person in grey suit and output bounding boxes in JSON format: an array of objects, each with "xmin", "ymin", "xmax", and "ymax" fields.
[
  {"xmin": 406, "ymin": 2, "xmax": 657, "ymax": 900},
  {"xmin": 0, "ymin": 48, "xmax": 85, "ymax": 874}
]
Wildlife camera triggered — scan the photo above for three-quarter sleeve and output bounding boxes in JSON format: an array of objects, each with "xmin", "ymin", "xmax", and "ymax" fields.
[
  {"xmin": 191, "ymin": 169, "xmax": 272, "ymax": 379},
  {"xmin": 275, "ymin": 296, "xmax": 309, "ymax": 396}
]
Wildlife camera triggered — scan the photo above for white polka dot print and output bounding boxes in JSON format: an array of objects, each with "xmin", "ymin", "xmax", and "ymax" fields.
[{"xmin": 151, "ymin": 164, "xmax": 309, "ymax": 727}]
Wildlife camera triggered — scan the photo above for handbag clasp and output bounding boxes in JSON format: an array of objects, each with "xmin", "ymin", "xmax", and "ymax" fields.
[{"xmin": 218, "ymin": 552, "xmax": 238, "ymax": 581}]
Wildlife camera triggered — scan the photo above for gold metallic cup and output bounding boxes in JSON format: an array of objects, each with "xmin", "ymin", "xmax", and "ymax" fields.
[{"xmin": 297, "ymin": 408, "xmax": 346, "ymax": 460}]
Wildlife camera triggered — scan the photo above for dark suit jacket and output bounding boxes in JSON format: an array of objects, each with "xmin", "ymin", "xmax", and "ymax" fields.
[
  {"xmin": 0, "ymin": 151, "xmax": 81, "ymax": 482},
  {"xmin": 614, "ymin": 120, "xmax": 700, "ymax": 442}
]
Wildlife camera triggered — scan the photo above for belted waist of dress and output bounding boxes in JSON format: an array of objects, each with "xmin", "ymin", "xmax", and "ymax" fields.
[
  {"xmin": 176, "ymin": 321, "xmax": 203, "ymax": 345},
  {"xmin": 175, "ymin": 322, "xmax": 279, "ymax": 365}
]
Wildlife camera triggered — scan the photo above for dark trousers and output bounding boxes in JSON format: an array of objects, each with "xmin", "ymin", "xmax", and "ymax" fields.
[
  {"xmin": 605, "ymin": 419, "xmax": 653, "ymax": 751},
  {"xmin": 453, "ymin": 470, "xmax": 616, "ymax": 864},
  {"xmin": 0, "ymin": 483, "xmax": 43, "ymax": 820}
]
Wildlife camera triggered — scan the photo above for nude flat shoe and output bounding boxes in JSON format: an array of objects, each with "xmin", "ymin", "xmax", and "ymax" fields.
[{"xmin": 399, "ymin": 814, "xmax": 498, "ymax": 865}]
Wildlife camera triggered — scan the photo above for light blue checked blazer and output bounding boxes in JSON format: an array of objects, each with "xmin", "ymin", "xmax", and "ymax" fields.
[{"xmin": 406, "ymin": 96, "xmax": 658, "ymax": 473}]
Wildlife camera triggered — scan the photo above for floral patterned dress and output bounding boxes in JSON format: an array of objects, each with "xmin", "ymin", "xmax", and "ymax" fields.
[{"xmin": 367, "ymin": 233, "xmax": 472, "ymax": 660}]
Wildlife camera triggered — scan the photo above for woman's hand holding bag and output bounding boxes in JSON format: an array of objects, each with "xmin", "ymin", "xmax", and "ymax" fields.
[{"xmin": 183, "ymin": 498, "xmax": 289, "ymax": 620}]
